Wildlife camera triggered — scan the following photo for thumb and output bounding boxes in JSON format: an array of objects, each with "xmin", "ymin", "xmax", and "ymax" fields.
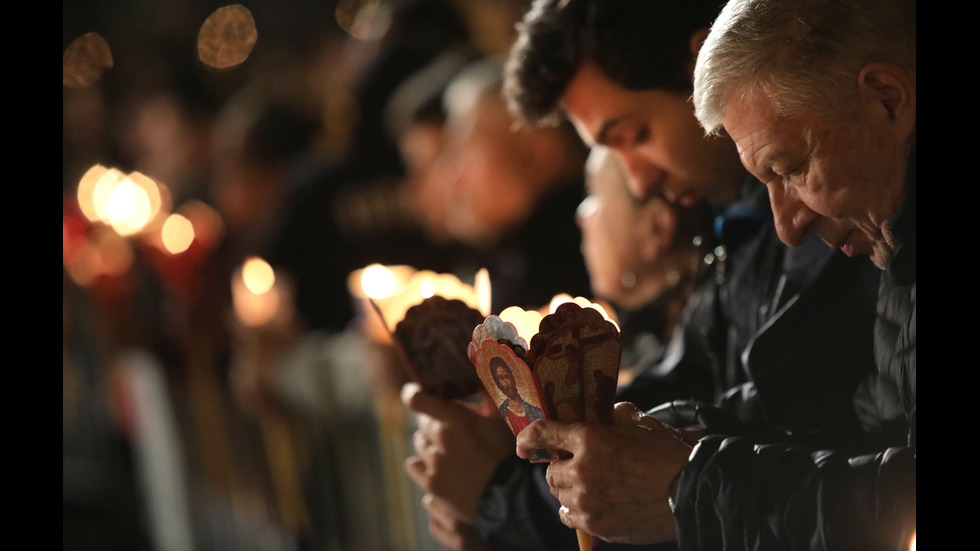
[
  {"xmin": 516, "ymin": 419, "xmax": 576, "ymax": 459},
  {"xmin": 614, "ymin": 401, "xmax": 671, "ymax": 433},
  {"xmin": 401, "ymin": 382, "xmax": 475, "ymax": 422},
  {"xmin": 612, "ymin": 401, "xmax": 646, "ymax": 423}
]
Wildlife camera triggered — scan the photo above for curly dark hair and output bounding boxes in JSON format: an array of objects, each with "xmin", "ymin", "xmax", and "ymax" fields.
[{"xmin": 504, "ymin": 0, "xmax": 726, "ymax": 126}]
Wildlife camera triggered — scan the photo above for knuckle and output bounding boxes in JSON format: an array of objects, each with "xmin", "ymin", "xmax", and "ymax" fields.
[
  {"xmin": 565, "ymin": 462, "xmax": 585, "ymax": 484},
  {"xmin": 574, "ymin": 424, "xmax": 603, "ymax": 448}
]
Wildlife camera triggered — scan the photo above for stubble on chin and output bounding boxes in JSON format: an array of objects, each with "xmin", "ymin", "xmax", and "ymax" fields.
[{"xmin": 870, "ymin": 226, "xmax": 900, "ymax": 271}]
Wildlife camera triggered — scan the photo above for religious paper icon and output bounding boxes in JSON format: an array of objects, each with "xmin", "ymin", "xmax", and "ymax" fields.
[
  {"xmin": 469, "ymin": 302, "xmax": 622, "ymax": 462},
  {"xmin": 392, "ymin": 295, "xmax": 487, "ymax": 399},
  {"xmin": 531, "ymin": 304, "xmax": 620, "ymax": 424}
]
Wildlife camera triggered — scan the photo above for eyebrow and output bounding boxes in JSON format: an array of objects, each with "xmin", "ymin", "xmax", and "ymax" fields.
[{"xmin": 595, "ymin": 115, "xmax": 628, "ymax": 145}]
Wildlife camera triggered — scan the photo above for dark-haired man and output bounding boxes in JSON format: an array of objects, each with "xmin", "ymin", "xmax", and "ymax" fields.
[
  {"xmin": 517, "ymin": 0, "xmax": 914, "ymax": 549},
  {"xmin": 405, "ymin": 1, "xmax": 882, "ymax": 548}
]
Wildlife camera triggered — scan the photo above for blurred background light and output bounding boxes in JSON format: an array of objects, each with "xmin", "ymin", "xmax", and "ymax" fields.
[
  {"xmin": 107, "ymin": 175, "xmax": 153, "ymax": 236},
  {"xmin": 360, "ymin": 263, "xmax": 396, "ymax": 299},
  {"xmin": 335, "ymin": 0, "xmax": 390, "ymax": 40},
  {"xmin": 177, "ymin": 199, "xmax": 225, "ymax": 251},
  {"xmin": 161, "ymin": 214, "xmax": 195, "ymax": 254},
  {"xmin": 197, "ymin": 4, "xmax": 258, "ymax": 69},
  {"xmin": 242, "ymin": 257, "xmax": 275, "ymax": 295},
  {"xmin": 232, "ymin": 258, "xmax": 280, "ymax": 327},
  {"xmin": 63, "ymin": 32, "xmax": 113, "ymax": 87}
]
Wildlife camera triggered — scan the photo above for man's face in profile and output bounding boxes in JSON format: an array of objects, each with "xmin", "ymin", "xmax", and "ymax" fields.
[
  {"xmin": 721, "ymin": 90, "xmax": 906, "ymax": 270},
  {"xmin": 560, "ymin": 61, "xmax": 745, "ymax": 208}
]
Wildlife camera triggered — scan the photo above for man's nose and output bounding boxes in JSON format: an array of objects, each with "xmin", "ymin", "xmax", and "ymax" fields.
[
  {"xmin": 618, "ymin": 154, "xmax": 665, "ymax": 201},
  {"xmin": 576, "ymin": 196, "xmax": 598, "ymax": 228},
  {"xmin": 768, "ymin": 184, "xmax": 818, "ymax": 247}
]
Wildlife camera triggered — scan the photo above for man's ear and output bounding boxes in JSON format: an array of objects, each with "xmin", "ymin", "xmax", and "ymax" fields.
[
  {"xmin": 687, "ymin": 28, "xmax": 712, "ymax": 77},
  {"xmin": 638, "ymin": 199, "xmax": 677, "ymax": 262},
  {"xmin": 858, "ymin": 62, "xmax": 916, "ymax": 135}
]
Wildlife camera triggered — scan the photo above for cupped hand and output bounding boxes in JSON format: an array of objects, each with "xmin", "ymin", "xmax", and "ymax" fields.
[
  {"xmin": 421, "ymin": 494, "xmax": 493, "ymax": 551},
  {"xmin": 515, "ymin": 401, "xmax": 692, "ymax": 544},
  {"xmin": 402, "ymin": 382, "xmax": 515, "ymax": 523}
]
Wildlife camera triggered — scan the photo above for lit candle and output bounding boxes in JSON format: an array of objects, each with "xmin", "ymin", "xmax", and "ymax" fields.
[
  {"xmin": 348, "ymin": 264, "xmax": 491, "ymax": 342},
  {"xmin": 232, "ymin": 257, "xmax": 280, "ymax": 327},
  {"xmin": 475, "ymin": 268, "xmax": 491, "ymax": 316},
  {"xmin": 498, "ymin": 306, "xmax": 544, "ymax": 343},
  {"xmin": 349, "ymin": 264, "xmax": 416, "ymax": 342},
  {"xmin": 546, "ymin": 294, "xmax": 619, "ymax": 331}
]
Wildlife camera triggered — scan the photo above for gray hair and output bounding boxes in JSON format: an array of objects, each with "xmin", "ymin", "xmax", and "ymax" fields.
[{"xmin": 693, "ymin": 0, "xmax": 915, "ymax": 134}]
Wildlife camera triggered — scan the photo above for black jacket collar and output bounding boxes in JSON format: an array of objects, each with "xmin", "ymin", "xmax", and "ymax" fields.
[{"xmin": 886, "ymin": 146, "xmax": 916, "ymax": 285}]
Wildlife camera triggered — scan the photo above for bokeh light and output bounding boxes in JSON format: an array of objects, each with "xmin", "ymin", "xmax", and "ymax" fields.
[
  {"xmin": 475, "ymin": 268, "xmax": 491, "ymax": 316},
  {"xmin": 63, "ymin": 32, "xmax": 113, "ymax": 87},
  {"xmin": 335, "ymin": 0, "xmax": 390, "ymax": 40},
  {"xmin": 127, "ymin": 172, "xmax": 164, "ymax": 224},
  {"xmin": 78, "ymin": 165, "xmax": 124, "ymax": 224},
  {"xmin": 499, "ymin": 306, "xmax": 544, "ymax": 343},
  {"xmin": 242, "ymin": 257, "xmax": 275, "ymax": 295},
  {"xmin": 232, "ymin": 259, "xmax": 281, "ymax": 327},
  {"xmin": 197, "ymin": 4, "xmax": 258, "ymax": 69},
  {"xmin": 65, "ymin": 226, "xmax": 136, "ymax": 286},
  {"xmin": 177, "ymin": 200, "xmax": 225, "ymax": 251},
  {"xmin": 96, "ymin": 228, "xmax": 135, "ymax": 276},
  {"xmin": 107, "ymin": 175, "xmax": 153, "ymax": 236},
  {"xmin": 63, "ymin": 198, "xmax": 89, "ymax": 267},
  {"xmin": 360, "ymin": 264, "xmax": 397, "ymax": 299},
  {"xmin": 547, "ymin": 294, "xmax": 619, "ymax": 330},
  {"xmin": 161, "ymin": 214, "xmax": 195, "ymax": 254}
]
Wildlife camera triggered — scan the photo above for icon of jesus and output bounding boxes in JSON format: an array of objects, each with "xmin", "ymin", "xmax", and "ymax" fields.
[{"xmin": 489, "ymin": 356, "xmax": 544, "ymax": 434}]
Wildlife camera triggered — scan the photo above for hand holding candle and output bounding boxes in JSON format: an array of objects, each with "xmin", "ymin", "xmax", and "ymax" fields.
[
  {"xmin": 515, "ymin": 402, "xmax": 692, "ymax": 545},
  {"xmin": 401, "ymin": 383, "xmax": 515, "ymax": 525},
  {"xmin": 469, "ymin": 302, "xmax": 622, "ymax": 439},
  {"xmin": 469, "ymin": 301, "xmax": 623, "ymax": 550}
]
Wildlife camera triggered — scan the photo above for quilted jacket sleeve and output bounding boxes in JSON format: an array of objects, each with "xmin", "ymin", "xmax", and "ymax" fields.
[{"xmin": 673, "ymin": 423, "xmax": 915, "ymax": 550}]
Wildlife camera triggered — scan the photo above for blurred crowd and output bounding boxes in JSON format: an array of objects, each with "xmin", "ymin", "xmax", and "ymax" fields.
[
  {"xmin": 64, "ymin": 1, "xmax": 593, "ymax": 550},
  {"xmin": 64, "ymin": 0, "xmax": 915, "ymax": 550}
]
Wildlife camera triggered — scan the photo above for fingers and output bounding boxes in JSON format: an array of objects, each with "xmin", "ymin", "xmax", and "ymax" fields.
[
  {"xmin": 401, "ymin": 382, "xmax": 435, "ymax": 413},
  {"xmin": 515, "ymin": 419, "xmax": 580, "ymax": 459},
  {"xmin": 402, "ymin": 382, "xmax": 478, "ymax": 426},
  {"xmin": 413, "ymin": 428, "xmax": 436, "ymax": 456},
  {"xmin": 613, "ymin": 401, "xmax": 644, "ymax": 423},
  {"xmin": 615, "ymin": 401, "xmax": 673, "ymax": 435},
  {"xmin": 422, "ymin": 495, "xmax": 492, "ymax": 551},
  {"xmin": 404, "ymin": 455, "xmax": 429, "ymax": 491},
  {"xmin": 558, "ymin": 504, "xmax": 575, "ymax": 529}
]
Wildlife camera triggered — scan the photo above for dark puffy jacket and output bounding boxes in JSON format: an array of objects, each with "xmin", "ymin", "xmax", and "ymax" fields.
[
  {"xmin": 673, "ymin": 149, "xmax": 916, "ymax": 551},
  {"xmin": 474, "ymin": 179, "xmax": 882, "ymax": 550}
]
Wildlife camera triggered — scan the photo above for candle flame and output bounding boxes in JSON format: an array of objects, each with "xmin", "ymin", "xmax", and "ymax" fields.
[
  {"xmin": 161, "ymin": 214, "xmax": 195, "ymax": 254},
  {"xmin": 107, "ymin": 175, "xmax": 153, "ymax": 236},
  {"xmin": 545, "ymin": 294, "xmax": 620, "ymax": 331},
  {"xmin": 242, "ymin": 257, "xmax": 275, "ymax": 295},
  {"xmin": 232, "ymin": 261, "xmax": 280, "ymax": 327},
  {"xmin": 77, "ymin": 165, "xmax": 165, "ymax": 237},
  {"xmin": 77, "ymin": 164, "xmax": 108, "ymax": 222},
  {"xmin": 420, "ymin": 279, "xmax": 435, "ymax": 298},
  {"xmin": 548, "ymin": 294, "xmax": 573, "ymax": 313},
  {"xmin": 90, "ymin": 167, "xmax": 126, "ymax": 223},
  {"xmin": 361, "ymin": 263, "xmax": 397, "ymax": 299},
  {"xmin": 499, "ymin": 306, "xmax": 544, "ymax": 343},
  {"xmin": 476, "ymin": 268, "xmax": 491, "ymax": 316}
]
